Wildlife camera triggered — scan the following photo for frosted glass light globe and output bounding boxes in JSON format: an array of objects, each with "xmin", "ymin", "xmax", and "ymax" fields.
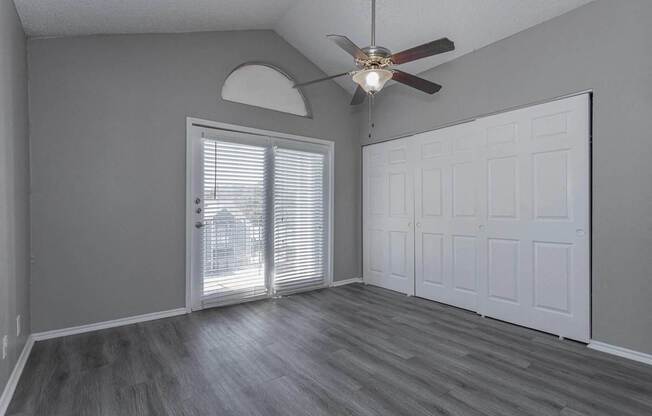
[{"xmin": 353, "ymin": 69, "xmax": 393, "ymax": 94}]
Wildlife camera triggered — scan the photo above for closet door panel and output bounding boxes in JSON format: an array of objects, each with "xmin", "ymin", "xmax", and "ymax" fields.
[
  {"xmin": 363, "ymin": 138, "xmax": 414, "ymax": 294},
  {"xmin": 414, "ymin": 122, "xmax": 482, "ymax": 311},
  {"xmin": 476, "ymin": 108, "xmax": 532, "ymax": 323},
  {"xmin": 477, "ymin": 94, "xmax": 590, "ymax": 342}
]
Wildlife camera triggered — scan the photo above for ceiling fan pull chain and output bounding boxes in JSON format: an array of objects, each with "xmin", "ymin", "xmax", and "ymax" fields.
[{"xmin": 368, "ymin": 94, "xmax": 374, "ymax": 140}]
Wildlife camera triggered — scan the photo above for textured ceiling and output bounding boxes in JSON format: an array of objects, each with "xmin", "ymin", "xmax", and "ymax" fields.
[
  {"xmin": 14, "ymin": 0, "xmax": 300, "ymax": 36},
  {"xmin": 14, "ymin": 0, "xmax": 595, "ymax": 93}
]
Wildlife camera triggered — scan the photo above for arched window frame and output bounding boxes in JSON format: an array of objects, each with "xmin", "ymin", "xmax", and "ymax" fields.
[{"xmin": 221, "ymin": 62, "xmax": 313, "ymax": 118}]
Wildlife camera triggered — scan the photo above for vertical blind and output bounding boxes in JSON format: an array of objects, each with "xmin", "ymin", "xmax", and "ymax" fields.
[
  {"xmin": 273, "ymin": 147, "xmax": 327, "ymax": 293},
  {"xmin": 201, "ymin": 139, "xmax": 269, "ymax": 304}
]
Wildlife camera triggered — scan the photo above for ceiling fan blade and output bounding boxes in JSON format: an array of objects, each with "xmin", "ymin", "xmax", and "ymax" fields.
[
  {"xmin": 392, "ymin": 70, "xmax": 442, "ymax": 94},
  {"xmin": 390, "ymin": 37, "xmax": 455, "ymax": 65},
  {"xmin": 327, "ymin": 35, "xmax": 369, "ymax": 61},
  {"xmin": 294, "ymin": 72, "xmax": 350, "ymax": 88},
  {"xmin": 350, "ymin": 86, "xmax": 367, "ymax": 105}
]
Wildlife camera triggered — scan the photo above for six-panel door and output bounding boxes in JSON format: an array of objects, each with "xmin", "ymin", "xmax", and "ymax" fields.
[
  {"xmin": 363, "ymin": 94, "xmax": 590, "ymax": 342},
  {"xmin": 363, "ymin": 138, "xmax": 415, "ymax": 295},
  {"xmin": 476, "ymin": 94, "xmax": 590, "ymax": 342},
  {"xmin": 413, "ymin": 122, "xmax": 483, "ymax": 311}
]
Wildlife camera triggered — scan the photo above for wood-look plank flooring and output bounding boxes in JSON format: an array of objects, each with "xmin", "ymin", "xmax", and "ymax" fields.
[{"xmin": 8, "ymin": 284, "xmax": 652, "ymax": 415}]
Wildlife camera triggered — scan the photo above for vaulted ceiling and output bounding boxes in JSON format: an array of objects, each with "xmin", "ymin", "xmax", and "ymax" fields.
[{"xmin": 14, "ymin": 0, "xmax": 594, "ymax": 93}]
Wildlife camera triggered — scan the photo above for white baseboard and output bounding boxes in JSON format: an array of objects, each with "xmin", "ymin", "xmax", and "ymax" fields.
[
  {"xmin": 588, "ymin": 340, "xmax": 652, "ymax": 366},
  {"xmin": 31, "ymin": 308, "xmax": 188, "ymax": 341},
  {"xmin": 0, "ymin": 335, "xmax": 35, "ymax": 416},
  {"xmin": 330, "ymin": 277, "xmax": 363, "ymax": 287}
]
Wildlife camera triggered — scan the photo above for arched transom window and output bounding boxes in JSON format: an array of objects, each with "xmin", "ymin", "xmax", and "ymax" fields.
[{"xmin": 221, "ymin": 63, "xmax": 311, "ymax": 117}]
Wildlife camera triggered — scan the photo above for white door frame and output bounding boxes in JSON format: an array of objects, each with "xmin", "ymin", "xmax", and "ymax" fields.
[{"xmin": 185, "ymin": 117, "xmax": 334, "ymax": 312}]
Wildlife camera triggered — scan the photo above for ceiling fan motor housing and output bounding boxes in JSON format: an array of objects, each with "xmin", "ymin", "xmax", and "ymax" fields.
[{"xmin": 359, "ymin": 46, "xmax": 393, "ymax": 69}]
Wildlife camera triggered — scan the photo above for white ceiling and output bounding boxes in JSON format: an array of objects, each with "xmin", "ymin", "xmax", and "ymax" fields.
[{"xmin": 15, "ymin": 0, "xmax": 594, "ymax": 93}]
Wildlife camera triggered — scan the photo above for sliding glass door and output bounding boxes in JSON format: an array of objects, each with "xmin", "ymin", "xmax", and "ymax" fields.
[
  {"xmin": 188, "ymin": 125, "xmax": 331, "ymax": 310},
  {"xmin": 273, "ymin": 146, "xmax": 327, "ymax": 294},
  {"xmin": 200, "ymin": 137, "xmax": 268, "ymax": 304}
]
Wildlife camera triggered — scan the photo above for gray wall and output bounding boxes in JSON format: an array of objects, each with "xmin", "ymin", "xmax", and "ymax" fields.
[
  {"xmin": 361, "ymin": 0, "xmax": 652, "ymax": 354},
  {"xmin": 28, "ymin": 30, "xmax": 361, "ymax": 332},
  {"xmin": 0, "ymin": 0, "xmax": 31, "ymax": 394}
]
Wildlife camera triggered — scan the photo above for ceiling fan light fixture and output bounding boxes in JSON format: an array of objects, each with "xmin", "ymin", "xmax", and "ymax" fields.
[
  {"xmin": 353, "ymin": 68, "xmax": 393, "ymax": 94},
  {"xmin": 293, "ymin": 1, "xmax": 454, "ymax": 105}
]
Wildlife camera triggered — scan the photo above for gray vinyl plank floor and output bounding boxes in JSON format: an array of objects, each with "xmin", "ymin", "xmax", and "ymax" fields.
[{"xmin": 8, "ymin": 283, "xmax": 652, "ymax": 416}]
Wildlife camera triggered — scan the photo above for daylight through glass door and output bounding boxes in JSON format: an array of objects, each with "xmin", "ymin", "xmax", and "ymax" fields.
[
  {"xmin": 273, "ymin": 147, "xmax": 327, "ymax": 293},
  {"xmin": 193, "ymin": 128, "xmax": 330, "ymax": 309},
  {"xmin": 200, "ymin": 139, "xmax": 268, "ymax": 304}
]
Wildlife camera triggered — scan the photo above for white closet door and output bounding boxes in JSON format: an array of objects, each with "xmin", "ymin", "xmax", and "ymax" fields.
[
  {"xmin": 363, "ymin": 138, "xmax": 414, "ymax": 295},
  {"xmin": 477, "ymin": 94, "xmax": 590, "ymax": 342},
  {"xmin": 362, "ymin": 94, "xmax": 589, "ymax": 342},
  {"xmin": 413, "ymin": 122, "xmax": 483, "ymax": 311}
]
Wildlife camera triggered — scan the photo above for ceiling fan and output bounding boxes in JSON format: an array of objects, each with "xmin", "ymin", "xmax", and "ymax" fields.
[{"xmin": 293, "ymin": 0, "xmax": 455, "ymax": 105}]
